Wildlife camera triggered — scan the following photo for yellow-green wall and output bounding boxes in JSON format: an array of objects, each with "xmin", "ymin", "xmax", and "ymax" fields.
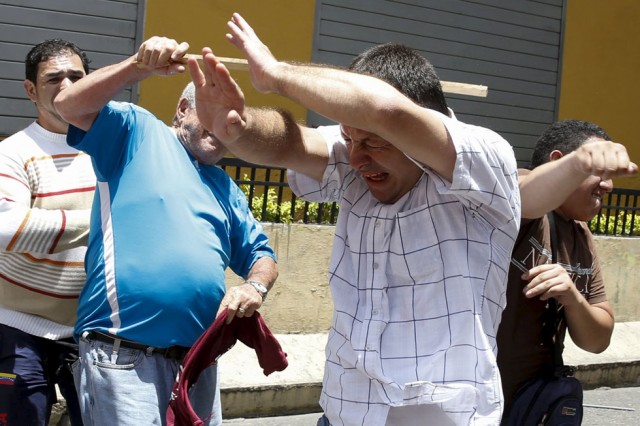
[
  {"xmin": 140, "ymin": 0, "xmax": 316, "ymax": 126},
  {"xmin": 559, "ymin": 0, "xmax": 640, "ymax": 190}
]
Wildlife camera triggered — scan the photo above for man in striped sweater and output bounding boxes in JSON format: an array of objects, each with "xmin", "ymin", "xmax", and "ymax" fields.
[{"xmin": 0, "ymin": 39, "xmax": 95, "ymax": 426}]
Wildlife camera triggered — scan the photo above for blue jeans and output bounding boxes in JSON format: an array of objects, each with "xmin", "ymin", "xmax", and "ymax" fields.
[
  {"xmin": 0, "ymin": 324, "xmax": 83, "ymax": 426},
  {"xmin": 73, "ymin": 334, "xmax": 221, "ymax": 425}
]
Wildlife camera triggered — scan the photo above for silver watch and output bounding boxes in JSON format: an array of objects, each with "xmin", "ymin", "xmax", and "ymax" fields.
[{"xmin": 245, "ymin": 280, "xmax": 268, "ymax": 301}]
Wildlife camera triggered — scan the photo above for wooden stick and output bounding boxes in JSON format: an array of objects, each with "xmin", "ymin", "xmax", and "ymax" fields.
[
  {"xmin": 133, "ymin": 54, "xmax": 248, "ymax": 71},
  {"xmin": 135, "ymin": 54, "xmax": 489, "ymax": 97},
  {"xmin": 440, "ymin": 81, "xmax": 488, "ymax": 98}
]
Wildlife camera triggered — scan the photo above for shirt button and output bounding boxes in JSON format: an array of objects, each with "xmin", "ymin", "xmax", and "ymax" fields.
[
  {"xmin": 372, "ymin": 309, "xmax": 379, "ymax": 316},
  {"xmin": 373, "ymin": 262, "xmax": 379, "ymax": 269}
]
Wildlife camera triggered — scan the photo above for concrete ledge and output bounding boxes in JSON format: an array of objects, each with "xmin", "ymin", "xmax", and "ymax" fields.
[
  {"xmin": 220, "ymin": 322, "xmax": 640, "ymax": 419},
  {"xmin": 564, "ymin": 321, "xmax": 640, "ymax": 389},
  {"xmin": 574, "ymin": 360, "xmax": 640, "ymax": 390},
  {"xmin": 220, "ymin": 333, "xmax": 326, "ymax": 418},
  {"xmin": 222, "ymin": 383, "xmax": 322, "ymax": 418}
]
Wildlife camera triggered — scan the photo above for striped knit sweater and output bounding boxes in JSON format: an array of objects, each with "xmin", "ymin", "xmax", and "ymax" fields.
[{"xmin": 0, "ymin": 122, "xmax": 95, "ymax": 339}]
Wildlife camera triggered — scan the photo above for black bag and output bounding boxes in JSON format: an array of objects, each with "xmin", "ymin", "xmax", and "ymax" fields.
[
  {"xmin": 502, "ymin": 213, "xmax": 584, "ymax": 425},
  {"xmin": 503, "ymin": 369, "xmax": 583, "ymax": 425}
]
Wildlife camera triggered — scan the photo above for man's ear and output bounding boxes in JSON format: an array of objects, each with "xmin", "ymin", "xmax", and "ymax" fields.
[
  {"xmin": 175, "ymin": 97, "xmax": 190, "ymax": 122},
  {"xmin": 549, "ymin": 149, "xmax": 564, "ymax": 162},
  {"xmin": 23, "ymin": 80, "xmax": 37, "ymax": 102}
]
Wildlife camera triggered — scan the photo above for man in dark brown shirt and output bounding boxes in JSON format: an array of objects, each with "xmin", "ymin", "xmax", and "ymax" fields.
[{"xmin": 497, "ymin": 120, "xmax": 638, "ymax": 418}]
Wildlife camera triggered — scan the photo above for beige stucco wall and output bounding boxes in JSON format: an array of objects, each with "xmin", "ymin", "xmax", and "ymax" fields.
[
  {"xmin": 227, "ymin": 224, "xmax": 640, "ymax": 333},
  {"xmin": 225, "ymin": 224, "xmax": 335, "ymax": 334}
]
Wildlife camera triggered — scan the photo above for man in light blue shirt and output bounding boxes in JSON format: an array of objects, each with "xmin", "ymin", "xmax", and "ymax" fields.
[{"xmin": 55, "ymin": 37, "xmax": 278, "ymax": 425}]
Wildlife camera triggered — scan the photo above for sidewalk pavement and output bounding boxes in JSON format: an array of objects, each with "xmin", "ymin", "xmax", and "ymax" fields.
[{"xmin": 219, "ymin": 321, "xmax": 640, "ymax": 419}]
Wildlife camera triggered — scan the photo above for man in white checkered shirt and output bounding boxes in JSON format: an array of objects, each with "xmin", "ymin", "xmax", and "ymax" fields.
[{"xmin": 189, "ymin": 13, "xmax": 521, "ymax": 425}]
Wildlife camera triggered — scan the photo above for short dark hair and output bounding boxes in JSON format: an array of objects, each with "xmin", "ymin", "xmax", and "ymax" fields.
[
  {"xmin": 530, "ymin": 120, "xmax": 611, "ymax": 168},
  {"xmin": 348, "ymin": 43, "xmax": 449, "ymax": 116},
  {"xmin": 25, "ymin": 39, "xmax": 90, "ymax": 83}
]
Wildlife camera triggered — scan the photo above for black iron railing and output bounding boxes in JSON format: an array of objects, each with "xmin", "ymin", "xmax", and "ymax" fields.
[
  {"xmin": 590, "ymin": 188, "xmax": 640, "ymax": 237},
  {"xmin": 220, "ymin": 158, "xmax": 639, "ymax": 236},
  {"xmin": 218, "ymin": 157, "xmax": 339, "ymax": 224}
]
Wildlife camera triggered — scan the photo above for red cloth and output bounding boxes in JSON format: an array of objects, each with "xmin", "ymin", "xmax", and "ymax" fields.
[{"xmin": 166, "ymin": 310, "xmax": 288, "ymax": 425}]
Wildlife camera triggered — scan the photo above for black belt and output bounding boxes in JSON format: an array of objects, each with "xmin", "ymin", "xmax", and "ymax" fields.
[{"xmin": 85, "ymin": 331, "xmax": 189, "ymax": 361}]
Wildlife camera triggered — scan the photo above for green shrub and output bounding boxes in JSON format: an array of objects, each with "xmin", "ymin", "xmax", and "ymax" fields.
[
  {"xmin": 239, "ymin": 178, "xmax": 336, "ymax": 224},
  {"xmin": 589, "ymin": 211, "xmax": 640, "ymax": 236}
]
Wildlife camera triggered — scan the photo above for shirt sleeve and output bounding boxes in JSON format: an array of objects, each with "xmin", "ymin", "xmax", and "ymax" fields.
[
  {"xmin": 225, "ymin": 178, "xmax": 277, "ymax": 278},
  {"xmin": 67, "ymin": 101, "xmax": 152, "ymax": 181},
  {"xmin": 433, "ymin": 115, "xmax": 521, "ymax": 229},
  {"xmin": 0, "ymin": 140, "xmax": 90, "ymax": 254},
  {"xmin": 287, "ymin": 125, "xmax": 354, "ymax": 203}
]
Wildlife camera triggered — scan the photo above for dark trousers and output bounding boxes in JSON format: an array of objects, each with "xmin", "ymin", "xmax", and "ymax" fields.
[{"xmin": 0, "ymin": 324, "xmax": 82, "ymax": 426}]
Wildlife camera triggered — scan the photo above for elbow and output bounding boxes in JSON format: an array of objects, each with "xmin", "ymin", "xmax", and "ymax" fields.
[
  {"xmin": 586, "ymin": 337, "xmax": 611, "ymax": 354},
  {"xmin": 575, "ymin": 336, "xmax": 611, "ymax": 354},
  {"xmin": 365, "ymin": 91, "xmax": 407, "ymax": 131},
  {"xmin": 573, "ymin": 327, "xmax": 613, "ymax": 354},
  {"xmin": 520, "ymin": 204, "xmax": 545, "ymax": 220},
  {"xmin": 53, "ymin": 92, "xmax": 94, "ymax": 131},
  {"xmin": 53, "ymin": 93, "xmax": 72, "ymax": 123}
]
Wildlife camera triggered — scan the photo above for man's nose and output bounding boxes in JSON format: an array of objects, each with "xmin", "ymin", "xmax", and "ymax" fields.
[
  {"xmin": 60, "ymin": 77, "xmax": 74, "ymax": 89},
  {"xmin": 348, "ymin": 142, "xmax": 369, "ymax": 170}
]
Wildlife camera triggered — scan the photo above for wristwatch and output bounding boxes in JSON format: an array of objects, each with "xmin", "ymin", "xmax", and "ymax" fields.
[{"xmin": 245, "ymin": 280, "xmax": 268, "ymax": 302}]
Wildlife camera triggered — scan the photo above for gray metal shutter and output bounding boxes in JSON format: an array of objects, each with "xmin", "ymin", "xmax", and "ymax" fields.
[
  {"xmin": 0, "ymin": 0, "xmax": 146, "ymax": 137},
  {"xmin": 311, "ymin": 0, "xmax": 565, "ymax": 166}
]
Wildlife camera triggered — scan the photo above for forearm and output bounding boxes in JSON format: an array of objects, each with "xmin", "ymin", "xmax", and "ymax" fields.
[
  {"xmin": 238, "ymin": 107, "xmax": 327, "ymax": 181},
  {"xmin": 54, "ymin": 55, "xmax": 150, "ymax": 131},
  {"xmin": 520, "ymin": 140, "xmax": 638, "ymax": 219},
  {"xmin": 519, "ymin": 153, "xmax": 588, "ymax": 219},
  {"xmin": 565, "ymin": 300, "xmax": 614, "ymax": 353},
  {"xmin": 237, "ymin": 107, "xmax": 298, "ymax": 167},
  {"xmin": 268, "ymin": 63, "xmax": 383, "ymax": 130},
  {"xmin": 265, "ymin": 62, "xmax": 453, "ymax": 177},
  {"xmin": 245, "ymin": 256, "xmax": 278, "ymax": 291},
  {"xmin": 0, "ymin": 202, "xmax": 90, "ymax": 253}
]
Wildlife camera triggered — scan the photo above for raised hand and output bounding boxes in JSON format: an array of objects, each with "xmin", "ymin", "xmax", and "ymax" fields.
[
  {"xmin": 573, "ymin": 139, "xmax": 638, "ymax": 180},
  {"xmin": 188, "ymin": 47, "xmax": 247, "ymax": 144},
  {"xmin": 225, "ymin": 13, "xmax": 280, "ymax": 94},
  {"xmin": 135, "ymin": 36, "xmax": 190, "ymax": 76}
]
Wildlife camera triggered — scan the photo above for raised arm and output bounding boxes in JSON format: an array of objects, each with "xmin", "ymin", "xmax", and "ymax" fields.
[
  {"xmin": 54, "ymin": 37, "xmax": 189, "ymax": 131},
  {"xmin": 519, "ymin": 140, "xmax": 638, "ymax": 219},
  {"xmin": 192, "ymin": 13, "xmax": 456, "ymax": 181},
  {"xmin": 229, "ymin": 13, "xmax": 455, "ymax": 180},
  {"xmin": 188, "ymin": 47, "xmax": 328, "ymax": 181}
]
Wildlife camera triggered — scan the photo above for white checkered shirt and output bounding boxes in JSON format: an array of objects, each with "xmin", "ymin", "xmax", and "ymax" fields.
[{"xmin": 288, "ymin": 114, "xmax": 520, "ymax": 425}]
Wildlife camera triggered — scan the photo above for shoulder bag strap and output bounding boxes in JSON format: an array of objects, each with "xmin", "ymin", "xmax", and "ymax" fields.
[{"xmin": 545, "ymin": 211, "xmax": 566, "ymax": 369}]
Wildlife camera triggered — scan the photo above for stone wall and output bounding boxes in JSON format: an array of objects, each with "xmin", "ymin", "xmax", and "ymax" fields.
[{"xmin": 227, "ymin": 224, "xmax": 640, "ymax": 333}]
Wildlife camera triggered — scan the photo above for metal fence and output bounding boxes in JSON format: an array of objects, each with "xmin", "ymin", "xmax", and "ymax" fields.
[
  {"xmin": 590, "ymin": 188, "xmax": 640, "ymax": 237},
  {"xmin": 220, "ymin": 158, "xmax": 639, "ymax": 236},
  {"xmin": 219, "ymin": 157, "xmax": 339, "ymax": 225}
]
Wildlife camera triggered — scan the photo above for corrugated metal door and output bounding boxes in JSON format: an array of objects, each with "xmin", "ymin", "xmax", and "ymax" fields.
[
  {"xmin": 311, "ymin": 0, "xmax": 565, "ymax": 166},
  {"xmin": 0, "ymin": 0, "xmax": 145, "ymax": 137}
]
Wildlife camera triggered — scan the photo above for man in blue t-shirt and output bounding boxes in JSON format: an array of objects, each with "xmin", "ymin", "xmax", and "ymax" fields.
[{"xmin": 54, "ymin": 37, "xmax": 278, "ymax": 426}]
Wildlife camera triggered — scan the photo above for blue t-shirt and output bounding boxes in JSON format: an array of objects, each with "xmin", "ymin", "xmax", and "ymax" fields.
[{"xmin": 67, "ymin": 101, "xmax": 275, "ymax": 347}]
